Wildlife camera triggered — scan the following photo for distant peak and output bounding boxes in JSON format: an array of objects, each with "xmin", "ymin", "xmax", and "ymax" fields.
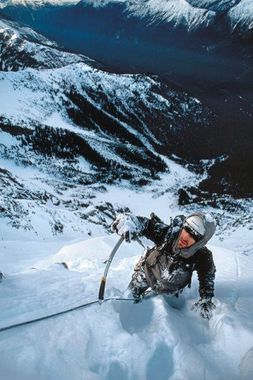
[{"xmin": 0, "ymin": 0, "xmax": 80, "ymax": 8}]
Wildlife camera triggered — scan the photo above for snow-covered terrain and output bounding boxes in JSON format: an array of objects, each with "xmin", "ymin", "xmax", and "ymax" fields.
[
  {"xmin": 0, "ymin": 17, "xmax": 97, "ymax": 70},
  {"xmin": 229, "ymin": 0, "xmax": 253, "ymax": 31},
  {"xmin": 1, "ymin": 0, "xmax": 252, "ymax": 139},
  {"xmin": 0, "ymin": 56, "xmax": 217, "ymax": 232},
  {"xmin": 0, "ymin": 191, "xmax": 253, "ymax": 379},
  {"xmin": 0, "ymin": 11, "xmax": 253, "ymax": 380},
  {"xmin": 127, "ymin": 0, "xmax": 215, "ymax": 31},
  {"xmin": 0, "ymin": 122, "xmax": 253, "ymax": 380},
  {"xmin": 78, "ymin": 0, "xmax": 253, "ymax": 32},
  {"xmin": 0, "ymin": 0, "xmax": 79, "ymax": 8},
  {"xmin": 80, "ymin": 0, "xmax": 215, "ymax": 31},
  {"xmin": 2, "ymin": 13, "xmax": 233, "ymax": 238},
  {"xmin": 1, "ymin": 12, "xmax": 252, "ymax": 242},
  {"xmin": 1, "ymin": 0, "xmax": 252, "ymax": 32}
]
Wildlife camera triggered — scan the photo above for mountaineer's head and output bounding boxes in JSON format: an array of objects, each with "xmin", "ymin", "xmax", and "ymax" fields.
[{"xmin": 174, "ymin": 212, "xmax": 216, "ymax": 258}]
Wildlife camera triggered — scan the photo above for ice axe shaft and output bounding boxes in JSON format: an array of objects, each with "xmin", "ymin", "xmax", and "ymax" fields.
[{"xmin": 98, "ymin": 235, "xmax": 124, "ymax": 303}]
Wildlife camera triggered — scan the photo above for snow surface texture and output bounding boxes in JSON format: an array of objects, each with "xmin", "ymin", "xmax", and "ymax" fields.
[{"xmin": 0, "ymin": 231, "xmax": 253, "ymax": 380}]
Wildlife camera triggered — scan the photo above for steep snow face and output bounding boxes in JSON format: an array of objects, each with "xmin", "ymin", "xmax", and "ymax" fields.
[{"xmin": 0, "ymin": 235, "xmax": 253, "ymax": 380}]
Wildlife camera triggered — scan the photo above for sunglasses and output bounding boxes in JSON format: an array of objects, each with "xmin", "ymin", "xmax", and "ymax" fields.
[{"xmin": 183, "ymin": 223, "xmax": 203, "ymax": 242}]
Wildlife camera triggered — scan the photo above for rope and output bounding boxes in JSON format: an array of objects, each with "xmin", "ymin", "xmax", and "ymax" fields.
[
  {"xmin": 0, "ymin": 297, "xmax": 134, "ymax": 334},
  {"xmin": 0, "ymin": 236, "xmax": 147, "ymax": 334}
]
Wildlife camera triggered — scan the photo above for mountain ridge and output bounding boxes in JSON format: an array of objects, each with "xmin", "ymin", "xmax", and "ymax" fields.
[
  {"xmin": 77, "ymin": 0, "xmax": 253, "ymax": 32},
  {"xmin": 0, "ymin": 0, "xmax": 79, "ymax": 8}
]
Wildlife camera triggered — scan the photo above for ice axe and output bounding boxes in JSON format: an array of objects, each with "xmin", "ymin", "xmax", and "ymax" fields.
[{"xmin": 98, "ymin": 235, "xmax": 124, "ymax": 304}]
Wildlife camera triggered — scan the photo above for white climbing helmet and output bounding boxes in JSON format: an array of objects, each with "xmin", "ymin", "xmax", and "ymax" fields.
[
  {"xmin": 173, "ymin": 212, "xmax": 216, "ymax": 258},
  {"xmin": 183, "ymin": 215, "xmax": 206, "ymax": 242}
]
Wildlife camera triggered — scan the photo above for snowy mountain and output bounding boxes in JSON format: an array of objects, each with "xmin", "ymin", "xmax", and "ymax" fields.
[
  {"xmin": 0, "ymin": 13, "xmax": 253, "ymax": 380},
  {"xmin": 0, "ymin": 17, "xmax": 99, "ymax": 70},
  {"xmin": 229, "ymin": 0, "xmax": 253, "ymax": 31},
  {"xmin": 0, "ymin": 14, "xmax": 223, "ymax": 237},
  {"xmin": 0, "ymin": 0, "xmax": 79, "ymax": 8},
  {"xmin": 0, "ymin": 14, "xmax": 252, "ymax": 238},
  {"xmin": 0, "ymin": 64, "xmax": 215, "ymax": 236},
  {"xmin": 3, "ymin": 0, "xmax": 251, "ymax": 32},
  {"xmin": 1, "ymin": 0, "xmax": 251, "ymax": 126},
  {"xmin": 2, "ymin": 0, "xmax": 252, "ymax": 39},
  {"xmin": 78, "ymin": 0, "xmax": 253, "ymax": 32}
]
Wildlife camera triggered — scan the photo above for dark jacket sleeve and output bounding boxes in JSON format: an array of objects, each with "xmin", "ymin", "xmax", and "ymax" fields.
[
  {"xmin": 195, "ymin": 248, "xmax": 216, "ymax": 299},
  {"xmin": 137, "ymin": 213, "xmax": 171, "ymax": 246}
]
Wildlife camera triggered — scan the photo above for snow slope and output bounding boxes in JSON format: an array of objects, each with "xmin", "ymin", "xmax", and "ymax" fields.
[
  {"xmin": 0, "ymin": 166, "xmax": 252, "ymax": 379},
  {"xmin": 0, "ymin": 232, "xmax": 253, "ymax": 380}
]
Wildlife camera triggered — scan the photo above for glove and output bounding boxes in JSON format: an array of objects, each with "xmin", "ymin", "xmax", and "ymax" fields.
[
  {"xmin": 192, "ymin": 298, "xmax": 216, "ymax": 320},
  {"xmin": 111, "ymin": 213, "xmax": 141, "ymax": 242}
]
